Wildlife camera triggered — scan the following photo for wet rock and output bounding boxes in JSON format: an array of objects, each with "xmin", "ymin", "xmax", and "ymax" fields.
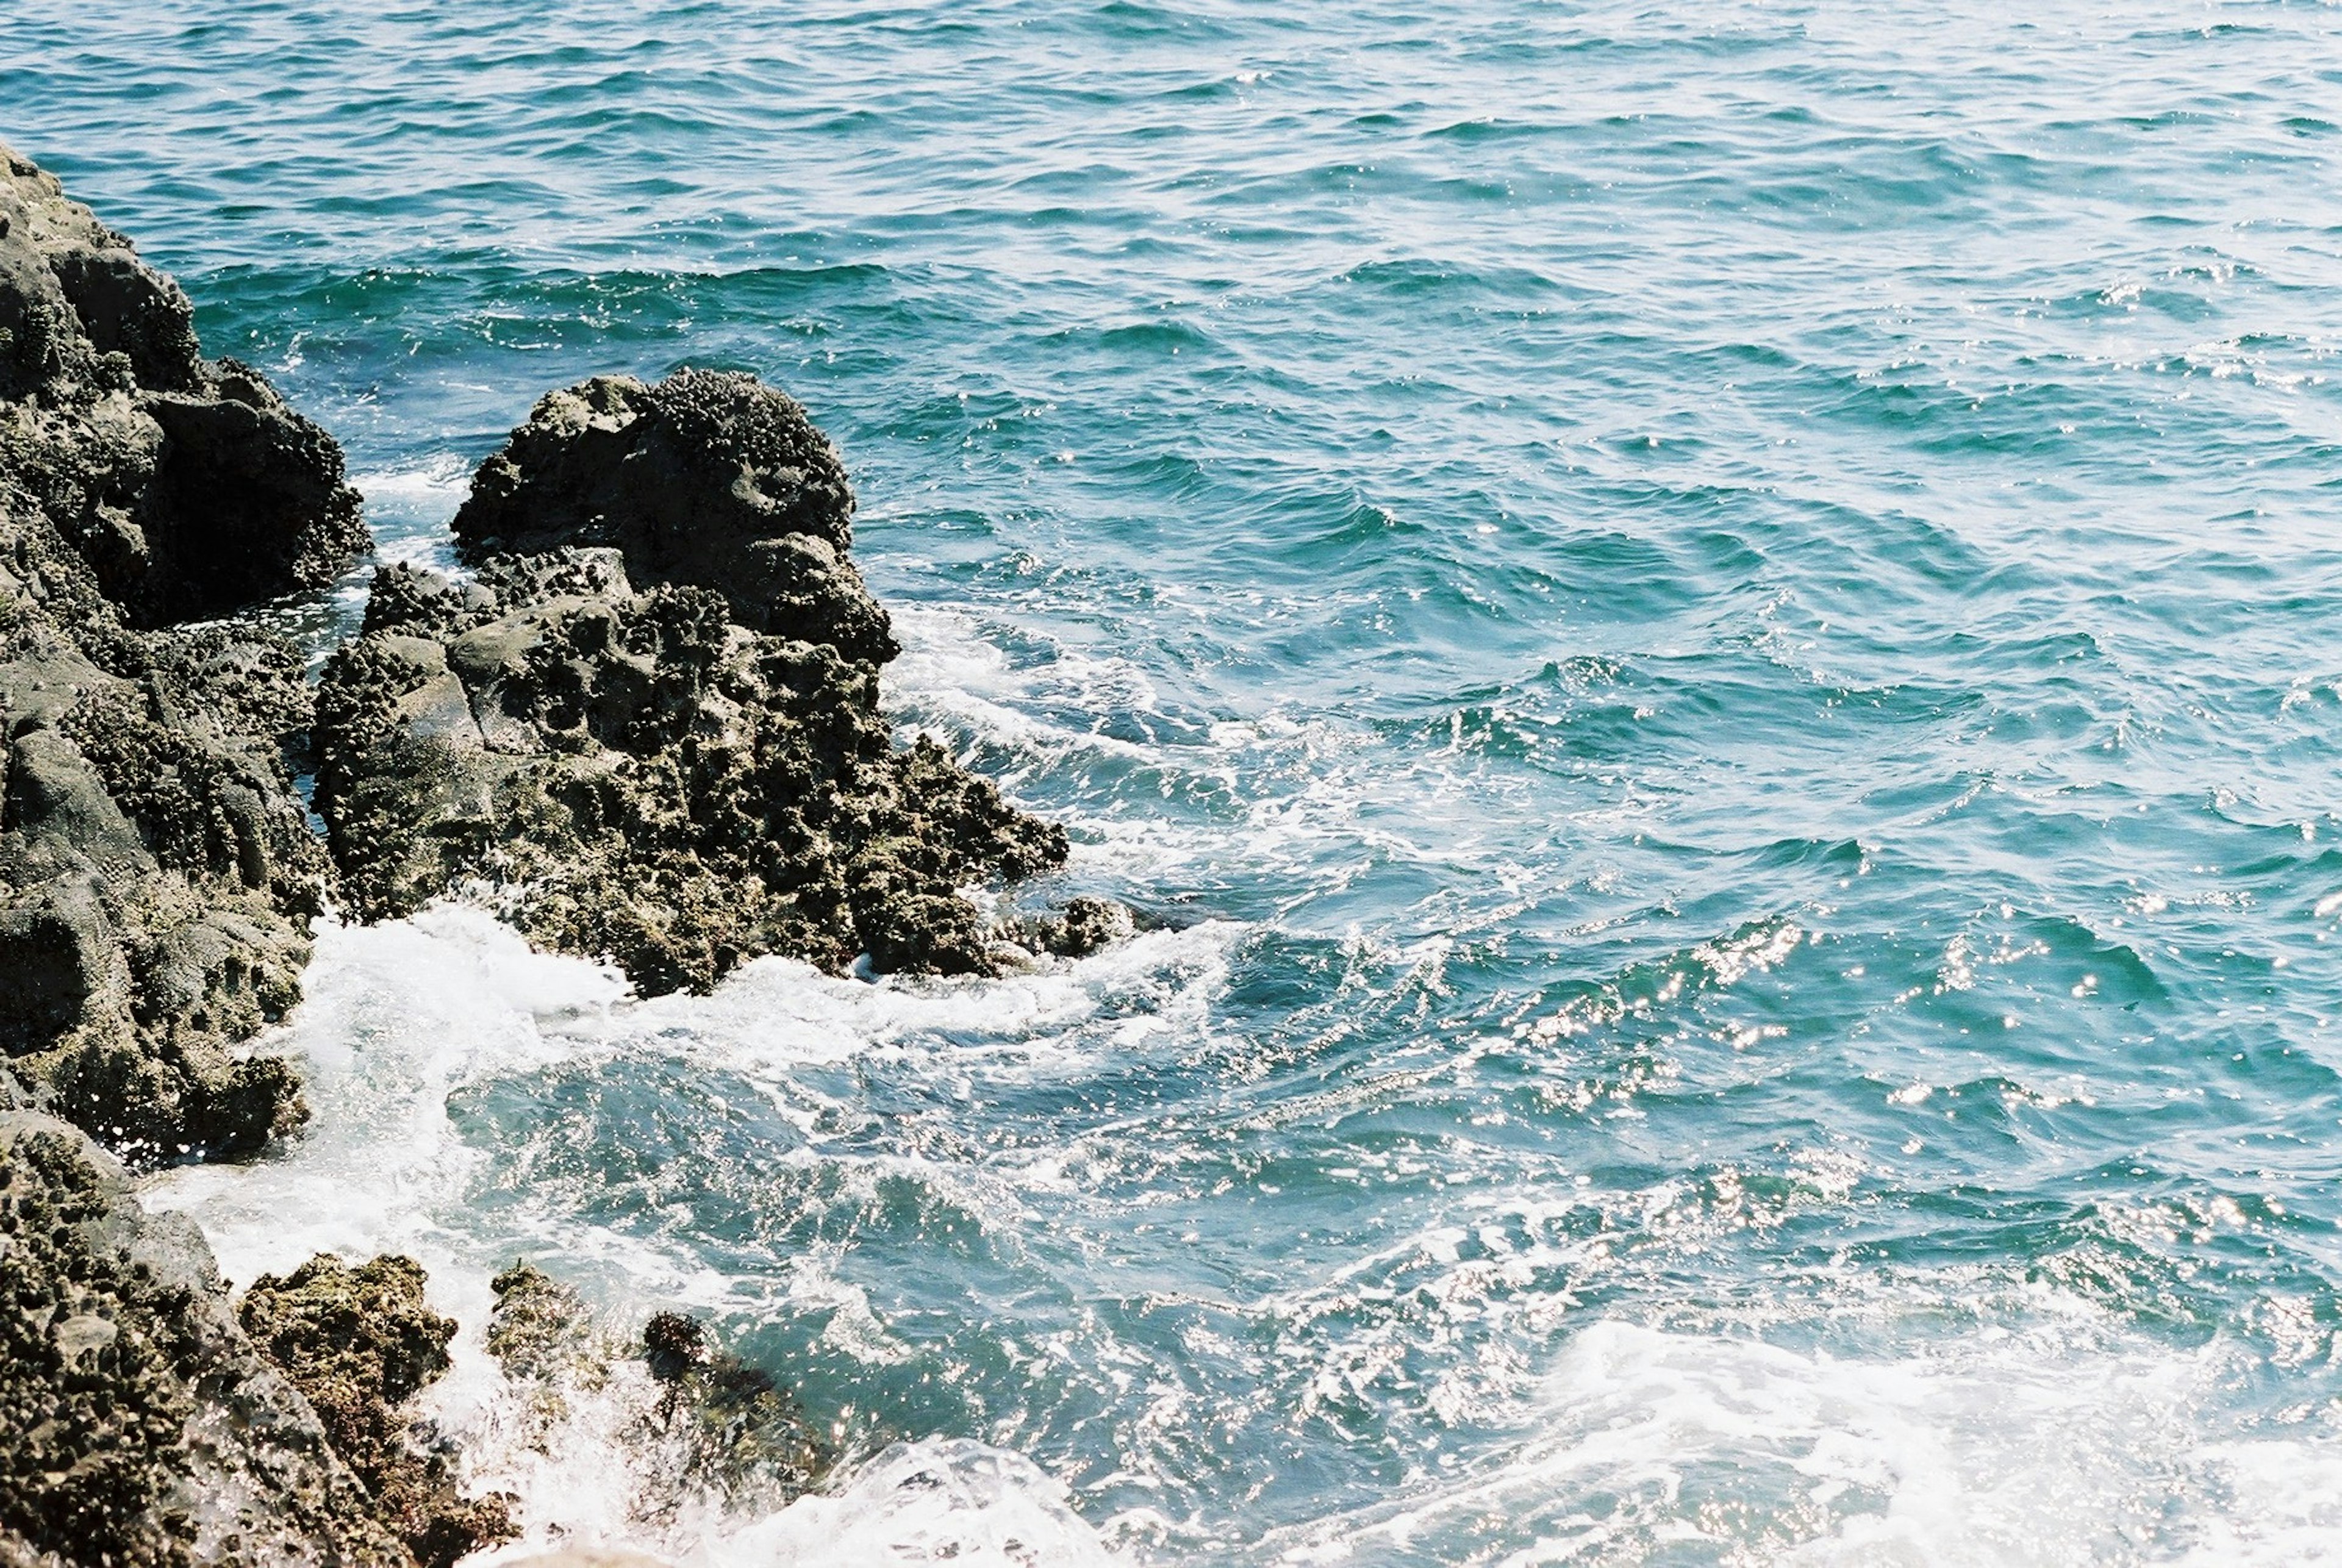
[
  {"xmin": 317, "ymin": 370, "xmax": 1115, "ymax": 992},
  {"xmin": 487, "ymin": 1261, "xmax": 607, "ymax": 1391},
  {"xmin": 239, "ymin": 1253, "xmax": 518, "ymax": 1568},
  {"xmin": 1012, "ymin": 894, "xmax": 1138, "ymax": 961},
  {"xmin": 0, "ymin": 143, "xmax": 367, "ymax": 1161},
  {"xmin": 483, "ymin": 1266, "xmax": 830, "ymax": 1524},
  {"xmin": 0, "ymin": 1104, "xmax": 410, "ymax": 1567},
  {"xmin": 635, "ymin": 1310, "xmax": 829, "ymax": 1506}
]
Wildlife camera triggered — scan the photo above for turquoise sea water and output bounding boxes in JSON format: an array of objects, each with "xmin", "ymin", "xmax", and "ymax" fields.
[{"xmin": 13, "ymin": 2, "xmax": 2342, "ymax": 1561}]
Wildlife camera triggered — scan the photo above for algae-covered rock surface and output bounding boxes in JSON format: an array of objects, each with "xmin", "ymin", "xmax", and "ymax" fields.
[
  {"xmin": 240, "ymin": 1254, "xmax": 518, "ymax": 1568},
  {"xmin": 315, "ymin": 369, "xmax": 1103, "ymax": 991},
  {"xmin": 0, "ymin": 1104, "xmax": 410, "ymax": 1567},
  {"xmin": 0, "ymin": 141, "xmax": 370, "ymax": 1161}
]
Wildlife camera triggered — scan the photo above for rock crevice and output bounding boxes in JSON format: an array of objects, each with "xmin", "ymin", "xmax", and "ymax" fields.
[{"xmin": 0, "ymin": 143, "xmax": 369, "ymax": 1163}]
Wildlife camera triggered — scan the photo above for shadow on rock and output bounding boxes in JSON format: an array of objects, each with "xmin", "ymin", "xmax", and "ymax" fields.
[
  {"xmin": 315, "ymin": 369, "xmax": 1127, "ymax": 993},
  {"xmin": 0, "ymin": 142, "xmax": 371, "ymax": 1163}
]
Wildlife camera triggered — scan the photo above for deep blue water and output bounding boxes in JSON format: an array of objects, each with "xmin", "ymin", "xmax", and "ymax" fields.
[{"xmin": 13, "ymin": 2, "xmax": 2342, "ymax": 1561}]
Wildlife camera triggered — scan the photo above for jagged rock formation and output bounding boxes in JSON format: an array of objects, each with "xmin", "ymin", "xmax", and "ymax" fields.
[
  {"xmin": 239, "ymin": 1255, "xmax": 517, "ymax": 1568},
  {"xmin": 0, "ymin": 146, "xmax": 367, "ymax": 625},
  {"xmin": 452, "ymin": 371, "xmax": 895, "ymax": 665},
  {"xmin": 0, "ymin": 142, "xmax": 369, "ymax": 1161},
  {"xmin": 0, "ymin": 1101, "xmax": 413, "ymax": 1567},
  {"xmin": 0, "ymin": 146, "xmax": 1117, "ymax": 1568},
  {"xmin": 313, "ymin": 370, "xmax": 1109, "ymax": 992}
]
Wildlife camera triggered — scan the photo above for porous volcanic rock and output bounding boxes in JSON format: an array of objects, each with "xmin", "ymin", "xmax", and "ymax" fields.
[
  {"xmin": 0, "ymin": 1101, "xmax": 412, "ymax": 1568},
  {"xmin": 0, "ymin": 143, "xmax": 371, "ymax": 1159},
  {"xmin": 315, "ymin": 369, "xmax": 1107, "ymax": 990},
  {"xmin": 240, "ymin": 1255, "xmax": 517, "ymax": 1568},
  {"xmin": 450, "ymin": 370, "xmax": 893, "ymax": 662}
]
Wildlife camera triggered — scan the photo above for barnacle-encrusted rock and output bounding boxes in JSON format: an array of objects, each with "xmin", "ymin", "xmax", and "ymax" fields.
[
  {"xmin": 315, "ymin": 370, "xmax": 1112, "ymax": 991},
  {"xmin": 0, "ymin": 1104, "xmax": 410, "ymax": 1567},
  {"xmin": 0, "ymin": 142, "xmax": 370, "ymax": 1160},
  {"xmin": 239, "ymin": 1254, "xmax": 517, "ymax": 1568}
]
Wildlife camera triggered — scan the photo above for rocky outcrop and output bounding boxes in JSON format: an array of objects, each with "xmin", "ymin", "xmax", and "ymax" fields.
[
  {"xmin": 0, "ymin": 146, "xmax": 367, "ymax": 625},
  {"xmin": 239, "ymin": 1255, "xmax": 517, "ymax": 1568},
  {"xmin": 1, "ymin": 147, "xmax": 1112, "ymax": 1568},
  {"xmin": 314, "ymin": 370, "xmax": 1106, "ymax": 992},
  {"xmin": 0, "ymin": 1103, "xmax": 412, "ymax": 1567},
  {"xmin": 0, "ymin": 142, "xmax": 369, "ymax": 1160},
  {"xmin": 450, "ymin": 373, "xmax": 895, "ymax": 665}
]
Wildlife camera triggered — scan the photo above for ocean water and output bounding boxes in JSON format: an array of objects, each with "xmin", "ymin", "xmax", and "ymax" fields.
[{"xmin": 10, "ymin": 1, "xmax": 2342, "ymax": 1561}]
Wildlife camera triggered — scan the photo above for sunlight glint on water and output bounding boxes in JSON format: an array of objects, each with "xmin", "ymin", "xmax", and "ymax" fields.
[{"xmin": 17, "ymin": 0, "xmax": 2342, "ymax": 1559}]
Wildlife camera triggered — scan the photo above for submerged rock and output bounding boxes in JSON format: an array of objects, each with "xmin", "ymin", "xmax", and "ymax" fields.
[
  {"xmin": 315, "ymin": 369, "xmax": 1109, "ymax": 992},
  {"xmin": 637, "ymin": 1309, "xmax": 829, "ymax": 1505},
  {"xmin": 0, "ymin": 1104, "xmax": 410, "ymax": 1567},
  {"xmin": 483, "ymin": 1264, "xmax": 831, "ymax": 1524},
  {"xmin": 238, "ymin": 1254, "xmax": 518, "ymax": 1568},
  {"xmin": 0, "ymin": 143, "xmax": 370, "ymax": 1161}
]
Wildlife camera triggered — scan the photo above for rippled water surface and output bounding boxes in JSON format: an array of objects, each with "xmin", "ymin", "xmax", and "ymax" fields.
[{"xmin": 12, "ymin": 1, "xmax": 2342, "ymax": 1562}]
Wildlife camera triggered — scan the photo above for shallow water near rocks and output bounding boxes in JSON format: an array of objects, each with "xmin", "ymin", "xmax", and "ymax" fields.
[{"xmin": 12, "ymin": 0, "xmax": 2342, "ymax": 1561}]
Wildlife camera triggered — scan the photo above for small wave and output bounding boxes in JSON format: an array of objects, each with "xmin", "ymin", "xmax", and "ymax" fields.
[
  {"xmin": 704, "ymin": 1440, "xmax": 1116, "ymax": 1568},
  {"xmin": 1266, "ymin": 1317, "xmax": 2342, "ymax": 1566}
]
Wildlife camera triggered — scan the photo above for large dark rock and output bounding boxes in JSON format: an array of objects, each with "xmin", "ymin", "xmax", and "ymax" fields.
[
  {"xmin": 0, "ymin": 1103, "xmax": 413, "ymax": 1567},
  {"xmin": 317, "ymin": 370, "xmax": 1106, "ymax": 992},
  {"xmin": 0, "ymin": 144, "xmax": 368, "ymax": 625},
  {"xmin": 0, "ymin": 143, "xmax": 371, "ymax": 1161},
  {"xmin": 450, "ymin": 371, "xmax": 893, "ymax": 663}
]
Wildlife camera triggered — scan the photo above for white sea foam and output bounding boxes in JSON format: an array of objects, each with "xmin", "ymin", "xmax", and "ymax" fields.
[
  {"xmin": 135, "ymin": 596, "xmax": 2342, "ymax": 1568},
  {"xmin": 353, "ymin": 456, "xmax": 474, "ymax": 568},
  {"xmin": 878, "ymin": 600, "xmax": 1500, "ymax": 901},
  {"xmin": 700, "ymin": 1440, "xmax": 1118, "ymax": 1568},
  {"xmin": 143, "ymin": 902, "xmax": 1145, "ymax": 1567},
  {"xmin": 1266, "ymin": 1317, "xmax": 2342, "ymax": 1566}
]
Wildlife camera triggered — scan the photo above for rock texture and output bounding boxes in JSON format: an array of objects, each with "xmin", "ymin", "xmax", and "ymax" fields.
[
  {"xmin": 315, "ymin": 370, "xmax": 1098, "ymax": 992},
  {"xmin": 0, "ymin": 146, "xmax": 367, "ymax": 626},
  {"xmin": 0, "ymin": 143, "xmax": 370, "ymax": 1161},
  {"xmin": 0, "ymin": 1103, "xmax": 411, "ymax": 1568},
  {"xmin": 240, "ymin": 1255, "xmax": 517, "ymax": 1568},
  {"xmin": 452, "ymin": 371, "xmax": 895, "ymax": 665}
]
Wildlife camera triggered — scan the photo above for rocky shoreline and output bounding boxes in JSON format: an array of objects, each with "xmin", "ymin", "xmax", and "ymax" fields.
[{"xmin": 0, "ymin": 144, "xmax": 1109, "ymax": 1564}]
